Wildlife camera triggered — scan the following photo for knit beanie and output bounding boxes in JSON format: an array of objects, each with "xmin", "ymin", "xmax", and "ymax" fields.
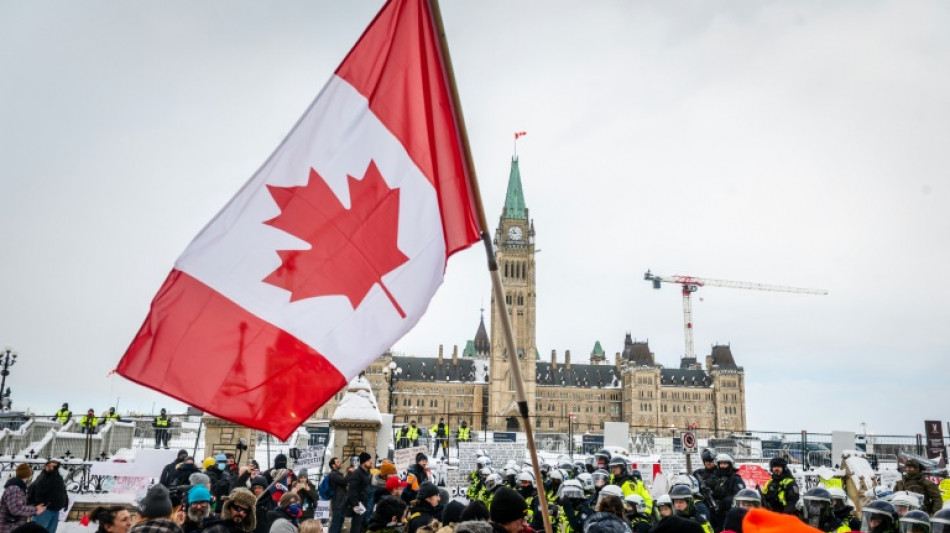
[
  {"xmin": 203, "ymin": 458, "xmax": 216, "ymax": 470},
  {"xmin": 188, "ymin": 485, "xmax": 212, "ymax": 504},
  {"xmin": 441, "ymin": 500, "xmax": 466, "ymax": 525},
  {"xmin": 489, "ymin": 487, "xmax": 526, "ymax": 524},
  {"xmin": 416, "ymin": 453, "xmax": 428, "ymax": 463},
  {"xmin": 250, "ymin": 476, "xmax": 268, "ymax": 489},
  {"xmin": 358, "ymin": 452, "xmax": 372, "ymax": 465},
  {"xmin": 139, "ymin": 484, "xmax": 173, "ymax": 519},
  {"xmin": 15, "ymin": 463, "xmax": 31, "ymax": 479},
  {"xmin": 723, "ymin": 506, "xmax": 748, "ymax": 533},
  {"xmin": 190, "ymin": 473, "xmax": 211, "ymax": 487},
  {"xmin": 459, "ymin": 500, "xmax": 490, "ymax": 522},
  {"xmin": 379, "ymin": 463, "xmax": 397, "ymax": 477},
  {"xmin": 416, "ymin": 482, "xmax": 440, "ymax": 501},
  {"xmin": 297, "ymin": 468, "xmax": 309, "ymax": 479}
]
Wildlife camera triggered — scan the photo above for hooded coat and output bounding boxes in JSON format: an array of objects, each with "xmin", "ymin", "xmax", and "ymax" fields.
[
  {"xmin": 203, "ymin": 489, "xmax": 258, "ymax": 533},
  {"xmin": 0, "ymin": 478, "xmax": 38, "ymax": 533},
  {"xmin": 582, "ymin": 512, "xmax": 632, "ymax": 533}
]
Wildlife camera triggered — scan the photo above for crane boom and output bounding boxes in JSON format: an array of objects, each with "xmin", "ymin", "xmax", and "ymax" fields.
[{"xmin": 643, "ymin": 270, "xmax": 827, "ymax": 360}]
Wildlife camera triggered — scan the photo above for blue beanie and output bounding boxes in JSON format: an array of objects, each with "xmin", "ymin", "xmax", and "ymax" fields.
[
  {"xmin": 188, "ymin": 485, "xmax": 212, "ymax": 504},
  {"xmin": 215, "ymin": 453, "xmax": 227, "ymax": 462}
]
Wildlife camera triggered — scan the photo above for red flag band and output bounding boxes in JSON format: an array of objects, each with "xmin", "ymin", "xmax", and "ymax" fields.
[
  {"xmin": 515, "ymin": 131, "xmax": 527, "ymax": 139},
  {"xmin": 117, "ymin": 0, "xmax": 481, "ymax": 439}
]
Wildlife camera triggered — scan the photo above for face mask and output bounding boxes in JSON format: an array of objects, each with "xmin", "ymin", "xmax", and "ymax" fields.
[
  {"xmin": 287, "ymin": 504, "xmax": 302, "ymax": 518},
  {"xmin": 218, "ymin": 463, "xmax": 226, "ymax": 470}
]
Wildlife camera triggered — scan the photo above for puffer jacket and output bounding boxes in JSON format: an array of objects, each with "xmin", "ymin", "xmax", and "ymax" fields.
[{"xmin": 0, "ymin": 478, "xmax": 37, "ymax": 533}]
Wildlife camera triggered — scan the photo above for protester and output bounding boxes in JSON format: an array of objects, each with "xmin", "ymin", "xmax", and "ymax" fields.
[
  {"xmin": 366, "ymin": 494, "xmax": 408, "ymax": 533},
  {"xmin": 161, "ymin": 450, "xmax": 190, "ymax": 487},
  {"xmin": 27, "ymin": 459, "xmax": 68, "ymax": 533},
  {"xmin": 327, "ymin": 458, "xmax": 349, "ymax": 533},
  {"xmin": 268, "ymin": 493, "xmax": 303, "ymax": 533},
  {"xmin": 408, "ymin": 483, "xmax": 443, "ymax": 533},
  {"xmin": 346, "ymin": 453, "xmax": 374, "ymax": 533},
  {"xmin": 488, "ymin": 487, "xmax": 527, "ymax": 533},
  {"xmin": 89, "ymin": 506, "xmax": 133, "ymax": 533},
  {"xmin": 895, "ymin": 459, "xmax": 943, "ymax": 515},
  {"xmin": 202, "ymin": 489, "xmax": 258, "ymax": 533},
  {"xmin": 182, "ymin": 486, "xmax": 216, "ymax": 533},
  {"xmin": 297, "ymin": 521, "xmax": 322, "ymax": 533},
  {"xmin": 0, "ymin": 464, "xmax": 46, "ymax": 533},
  {"xmin": 130, "ymin": 485, "xmax": 182, "ymax": 533}
]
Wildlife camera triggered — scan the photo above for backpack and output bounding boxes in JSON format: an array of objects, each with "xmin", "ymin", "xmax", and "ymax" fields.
[{"xmin": 318, "ymin": 475, "xmax": 334, "ymax": 501}]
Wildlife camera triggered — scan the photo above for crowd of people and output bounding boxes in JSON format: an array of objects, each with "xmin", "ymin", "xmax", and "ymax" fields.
[{"xmin": 0, "ymin": 439, "xmax": 947, "ymax": 533}]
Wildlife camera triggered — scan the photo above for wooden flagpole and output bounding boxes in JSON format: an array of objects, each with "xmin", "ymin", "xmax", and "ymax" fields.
[{"xmin": 426, "ymin": 2, "xmax": 553, "ymax": 533}]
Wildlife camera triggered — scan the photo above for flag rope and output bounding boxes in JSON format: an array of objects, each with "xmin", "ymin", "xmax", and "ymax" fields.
[{"xmin": 426, "ymin": 2, "xmax": 553, "ymax": 533}]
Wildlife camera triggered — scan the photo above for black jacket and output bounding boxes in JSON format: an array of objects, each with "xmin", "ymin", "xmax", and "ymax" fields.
[
  {"xmin": 161, "ymin": 456, "xmax": 187, "ymax": 487},
  {"xmin": 704, "ymin": 467, "xmax": 745, "ymax": 513},
  {"xmin": 27, "ymin": 469, "xmax": 68, "ymax": 511},
  {"xmin": 174, "ymin": 463, "xmax": 202, "ymax": 487},
  {"xmin": 582, "ymin": 512, "xmax": 632, "ymax": 533},
  {"xmin": 407, "ymin": 500, "xmax": 441, "ymax": 533},
  {"xmin": 347, "ymin": 466, "xmax": 373, "ymax": 509},
  {"xmin": 648, "ymin": 515, "xmax": 703, "ymax": 533},
  {"xmin": 329, "ymin": 469, "xmax": 348, "ymax": 511}
]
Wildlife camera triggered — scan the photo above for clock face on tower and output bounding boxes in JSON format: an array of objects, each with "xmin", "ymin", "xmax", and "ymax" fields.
[{"xmin": 508, "ymin": 226, "xmax": 523, "ymax": 241}]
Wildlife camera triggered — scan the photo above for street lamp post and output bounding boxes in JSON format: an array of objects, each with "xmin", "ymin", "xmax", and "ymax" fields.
[
  {"xmin": 0, "ymin": 347, "xmax": 17, "ymax": 411},
  {"xmin": 568, "ymin": 412, "xmax": 575, "ymax": 459},
  {"xmin": 382, "ymin": 361, "xmax": 402, "ymax": 415}
]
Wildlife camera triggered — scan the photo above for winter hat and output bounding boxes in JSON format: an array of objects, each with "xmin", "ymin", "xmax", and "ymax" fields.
[
  {"xmin": 190, "ymin": 473, "xmax": 211, "ymax": 487},
  {"xmin": 177, "ymin": 449, "xmax": 188, "ymax": 458},
  {"xmin": 723, "ymin": 506, "xmax": 748, "ymax": 533},
  {"xmin": 386, "ymin": 477, "xmax": 408, "ymax": 491},
  {"xmin": 278, "ymin": 492, "xmax": 301, "ymax": 509},
  {"xmin": 250, "ymin": 476, "xmax": 268, "ymax": 489},
  {"xmin": 139, "ymin": 484, "xmax": 174, "ymax": 519},
  {"xmin": 203, "ymin": 458, "xmax": 216, "ymax": 470},
  {"xmin": 417, "ymin": 482, "xmax": 440, "ymax": 501},
  {"xmin": 15, "ymin": 463, "xmax": 31, "ymax": 479},
  {"xmin": 274, "ymin": 454, "xmax": 288, "ymax": 469},
  {"xmin": 742, "ymin": 508, "xmax": 816, "ymax": 533},
  {"xmin": 489, "ymin": 487, "xmax": 526, "ymax": 524},
  {"xmin": 374, "ymin": 496, "xmax": 407, "ymax": 524},
  {"xmin": 223, "ymin": 488, "xmax": 258, "ymax": 532},
  {"xmin": 459, "ymin": 501, "xmax": 490, "ymax": 522},
  {"xmin": 188, "ymin": 485, "xmax": 212, "ymax": 504},
  {"xmin": 215, "ymin": 453, "xmax": 227, "ymax": 463},
  {"xmin": 357, "ymin": 451, "xmax": 372, "ymax": 465},
  {"xmin": 441, "ymin": 500, "xmax": 466, "ymax": 525},
  {"xmin": 297, "ymin": 468, "xmax": 308, "ymax": 479},
  {"xmin": 416, "ymin": 453, "xmax": 428, "ymax": 463},
  {"xmin": 379, "ymin": 463, "xmax": 397, "ymax": 477},
  {"xmin": 453, "ymin": 522, "xmax": 494, "ymax": 533}
]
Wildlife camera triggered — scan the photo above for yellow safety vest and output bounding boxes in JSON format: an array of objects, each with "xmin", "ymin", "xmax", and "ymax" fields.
[
  {"xmin": 55, "ymin": 409, "xmax": 71, "ymax": 424},
  {"xmin": 79, "ymin": 415, "xmax": 98, "ymax": 428},
  {"xmin": 940, "ymin": 478, "xmax": 950, "ymax": 502},
  {"xmin": 406, "ymin": 426, "xmax": 419, "ymax": 440},
  {"xmin": 155, "ymin": 416, "xmax": 170, "ymax": 427},
  {"xmin": 457, "ymin": 426, "xmax": 471, "ymax": 441},
  {"xmin": 103, "ymin": 412, "xmax": 120, "ymax": 423},
  {"xmin": 763, "ymin": 477, "xmax": 796, "ymax": 507},
  {"xmin": 820, "ymin": 478, "xmax": 843, "ymax": 489}
]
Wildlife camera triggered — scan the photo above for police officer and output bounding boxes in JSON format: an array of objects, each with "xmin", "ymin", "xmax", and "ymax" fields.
[
  {"xmin": 101, "ymin": 407, "xmax": 120, "ymax": 424},
  {"xmin": 895, "ymin": 459, "xmax": 943, "ymax": 515},
  {"xmin": 429, "ymin": 419, "xmax": 448, "ymax": 457},
  {"xmin": 405, "ymin": 421, "xmax": 420, "ymax": 447},
  {"xmin": 801, "ymin": 488, "xmax": 850, "ymax": 533},
  {"xmin": 693, "ymin": 449, "xmax": 717, "ymax": 484},
  {"xmin": 859, "ymin": 500, "xmax": 899, "ymax": 533},
  {"xmin": 669, "ymin": 485, "xmax": 713, "ymax": 533},
  {"xmin": 53, "ymin": 403, "xmax": 72, "ymax": 424},
  {"xmin": 457, "ymin": 420, "xmax": 471, "ymax": 442},
  {"xmin": 827, "ymin": 487, "xmax": 861, "ymax": 532},
  {"xmin": 78, "ymin": 408, "xmax": 99, "ymax": 434},
  {"xmin": 608, "ymin": 457, "xmax": 653, "ymax": 515},
  {"xmin": 703, "ymin": 453, "xmax": 745, "ymax": 531},
  {"xmin": 762, "ymin": 456, "xmax": 799, "ymax": 515},
  {"xmin": 153, "ymin": 408, "xmax": 171, "ymax": 449}
]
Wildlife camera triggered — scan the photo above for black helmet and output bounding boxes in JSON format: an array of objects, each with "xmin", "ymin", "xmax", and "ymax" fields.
[
  {"xmin": 734, "ymin": 488, "xmax": 762, "ymax": 508},
  {"xmin": 899, "ymin": 510, "xmax": 931, "ymax": 533},
  {"xmin": 608, "ymin": 456, "xmax": 628, "ymax": 477},
  {"xmin": 861, "ymin": 500, "xmax": 898, "ymax": 533},
  {"xmin": 630, "ymin": 469, "xmax": 642, "ymax": 482},
  {"xmin": 594, "ymin": 449, "xmax": 612, "ymax": 467},
  {"xmin": 669, "ymin": 484, "xmax": 694, "ymax": 502},
  {"xmin": 769, "ymin": 456, "xmax": 788, "ymax": 470},
  {"xmin": 930, "ymin": 509, "xmax": 950, "ymax": 533},
  {"xmin": 803, "ymin": 488, "xmax": 832, "ymax": 528},
  {"xmin": 700, "ymin": 448, "xmax": 716, "ymax": 463}
]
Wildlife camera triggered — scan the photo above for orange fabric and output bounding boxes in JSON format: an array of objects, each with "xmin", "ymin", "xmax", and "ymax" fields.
[{"xmin": 743, "ymin": 508, "xmax": 824, "ymax": 533}]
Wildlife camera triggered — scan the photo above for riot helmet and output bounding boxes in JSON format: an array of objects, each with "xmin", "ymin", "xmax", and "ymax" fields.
[
  {"xmin": 899, "ymin": 510, "xmax": 930, "ymax": 533},
  {"xmin": 861, "ymin": 500, "xmax": 899, "ymax": 533},
  {"xmin": 802, "ymin": 487, "xmax": 833, "ymax": 529},
  {"xmin": 734, "ymin": 488, "xmax": 762, "ymax": 509}
]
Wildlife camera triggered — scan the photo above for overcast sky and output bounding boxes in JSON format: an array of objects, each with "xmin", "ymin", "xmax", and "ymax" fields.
[{"xmin": 1, "ymin": 1, "xmax": 948, "ymax": 437}]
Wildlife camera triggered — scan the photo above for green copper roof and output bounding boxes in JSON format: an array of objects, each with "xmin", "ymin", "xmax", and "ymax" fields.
[
  {"xmin": 463, "ymin": 340, "xmax": 477, "ymax": 357},
  {"xmin": 504, "ymin": 157, "xmax": 527, "ymax": 219},
  {"xmin": 591, "ymin": 341, "xmax": 605, "ymax": 357}
]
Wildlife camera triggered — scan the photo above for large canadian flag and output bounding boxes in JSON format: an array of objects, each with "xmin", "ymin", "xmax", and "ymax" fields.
[{"xmin": 117, "ymin": 0, "xmax": 481, "ymax": 439}]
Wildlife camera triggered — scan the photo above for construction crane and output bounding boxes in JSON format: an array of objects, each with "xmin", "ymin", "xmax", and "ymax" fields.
[{"xmin": 644, "ymin": 270, "xmax": 828, "ymax": 361}]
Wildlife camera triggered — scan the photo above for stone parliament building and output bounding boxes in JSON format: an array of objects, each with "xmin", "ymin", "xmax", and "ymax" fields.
[{"xmin": 314, "ymin": 157, "xmax": 747, "ymax": 438}]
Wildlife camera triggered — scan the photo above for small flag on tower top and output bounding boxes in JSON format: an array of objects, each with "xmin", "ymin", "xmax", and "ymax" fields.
[
  {"xmin": 116, "ymin": 0, "xmax": 481, "ymax": 439},
  {"xmin": 515, "ymin": 131, "xmax": 527, "ymax": 139}
]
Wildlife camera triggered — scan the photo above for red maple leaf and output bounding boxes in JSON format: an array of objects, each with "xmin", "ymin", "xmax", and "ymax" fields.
[{"xmin": 263, "ymin": 161, "xmax": 409, "ymax": 318}]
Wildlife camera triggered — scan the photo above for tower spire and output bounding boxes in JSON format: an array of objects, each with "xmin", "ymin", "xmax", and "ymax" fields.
[{"xmin": 504, "ymin": 156, "xmax": 527, "ymax": 220}]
